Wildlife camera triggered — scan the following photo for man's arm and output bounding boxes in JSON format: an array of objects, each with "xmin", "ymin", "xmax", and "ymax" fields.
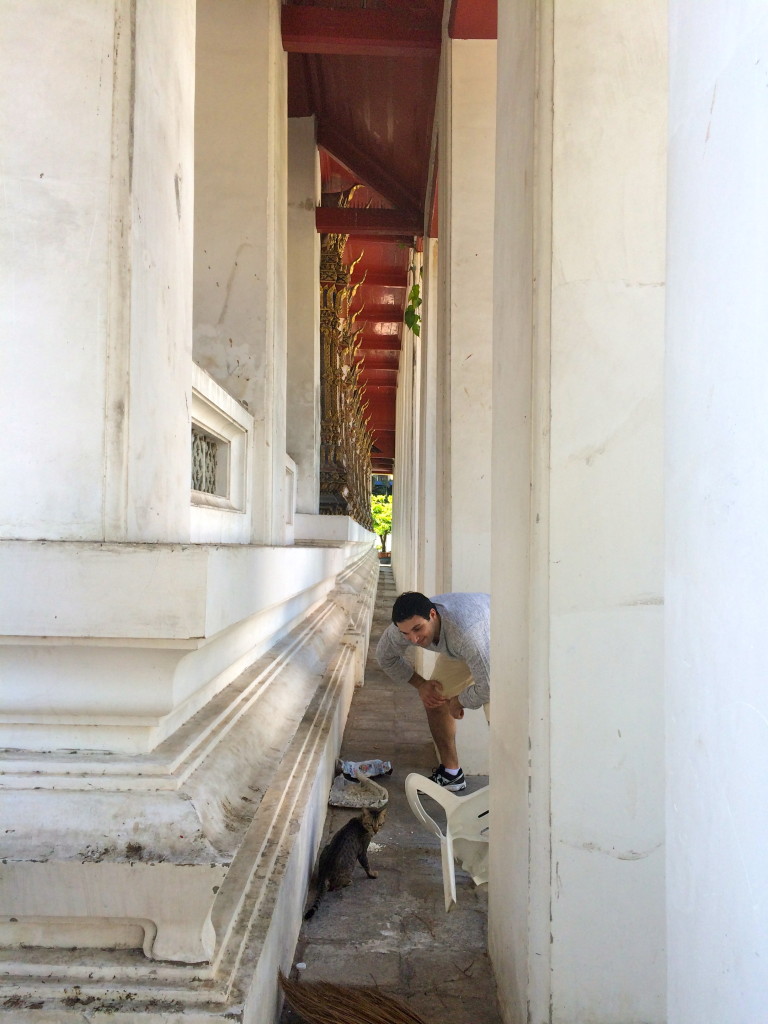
[
  {"xmin": 375, "ymin": 624, "xmax": 415, "ymax": 686},
  {"xmin": 455, "ymin": 617, "xmax": 491, "ymax": 710},
  {"xmin": 407, "ymin": 672, "xmax": 449, "ymax": 708},
  {"xmin": 457, "ymin": 648, "xmax": 490, "ymax": 708}
]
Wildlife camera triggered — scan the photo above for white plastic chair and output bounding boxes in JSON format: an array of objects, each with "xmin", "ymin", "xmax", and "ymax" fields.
[{"xmin": 404, "ymin": 773, "xmax": 490, "ymax": 911}]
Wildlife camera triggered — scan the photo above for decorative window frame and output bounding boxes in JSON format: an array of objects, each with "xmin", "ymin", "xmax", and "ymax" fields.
[
  {"xmin": 284, "ymin": 457, "xmax": 296, "ymax": 527},
  {"xmin": 191, "ymin": 363, "xmax": 252, "ymax": 515}
]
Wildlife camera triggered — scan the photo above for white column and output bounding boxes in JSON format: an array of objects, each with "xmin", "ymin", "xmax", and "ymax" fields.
[
  {"xmin": 440, "ymin": 39, "xmax": 496, "ymax": 594},
  {"xmin": 492, "ymin": 1, "xmax": 667, "ymax": 1021},
  {"xmin": 0, "ymin": 0, "xmax": 195, "ymax": 544},
  {"xmin": 392, "ymin": 257, "xmax": 422, "ymax": 590},
  {"xmin": 286, "ymin": 117, "xmax": 321, "ymax": 515},
  {"xmin": 548, "ymin": 3, "xmax": 667, "ymax": 1018},
  {"xmin": 193, "ymin": 0, "xmax": 288, "ymax": 544},
  {"xmin": 666, "ymin": 4, "xmax": 768, "ymax": 1022},
  {"xmin": 416, "ymin": 238, "xmax": 442, "ymax": 593},
  {"xmin": 489, "ymin": 3, "xmax": 537, "ymax": 1019},
  {"xmin": 435, "ymin": 38, "xmax": 496, "ymax": 773}
]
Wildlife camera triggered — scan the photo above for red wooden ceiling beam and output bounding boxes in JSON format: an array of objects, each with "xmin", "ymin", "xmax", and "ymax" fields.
[
  {"xmin": 316, "ymin": 207, "xmax": 422, "ymax": 237},
  {"xmin": 366, "ymin": 418, "xmax": 397, "ymax": 431},
  {"xmin": 351, "ymin": 269, "xmax": 408, "ymax": 288},
  {"xmin": 282, "ymin": 7, "xmax": 441, "ymax": 57},
  {"xmin": 353, "ymin": 306, "xmax": 406, "ymax": 324},
  {"xmin": 358, "ymin": 348, "xmax": 401, "ymax": 360},
  {"xmin": 318, "ymin": 126, "xmax": 422, "ymax": 218},
  {"xmin": 348, "ymin": 234, "xmax": 416, "ymax": 245},
  {"xmin": 357, "ymin": 340, "xmax": 402, "ymax": 354},
  {"xmin": 359, "ymin": 367, "xmax": 399, "ymax": 379},
  {"xmin": 360, "ymin": 373, "xmax": 398, "ymax": 384},
  {"xmin": 449, "ymin": 0, "xmax": 497, "ymax": 39},
  {"xmin": 360, "ymin": 358, "xmax": 400, "ymax": 369}
]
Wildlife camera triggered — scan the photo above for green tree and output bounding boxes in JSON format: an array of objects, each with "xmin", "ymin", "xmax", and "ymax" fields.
[{"xmin": 370, "ymin": 494, "xmax": 393, "ymax": 554}]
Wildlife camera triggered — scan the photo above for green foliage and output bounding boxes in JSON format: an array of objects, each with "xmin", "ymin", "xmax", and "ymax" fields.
[
  {"xmin": 370, "ymin": 494, "xmax": 393, "ymax": 553},
  {"xmin": 403, "ymin": 265, "xmax": 423, "ymax": 336},
  {"xmin": 403, "ymin": 282, "xmax": 422, "ymax": 336}
]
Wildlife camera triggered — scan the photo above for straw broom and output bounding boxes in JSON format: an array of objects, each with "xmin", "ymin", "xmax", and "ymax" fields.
[{"xmin": 279, "ymin": 971, "xmax": 429, "ymax": 1024}]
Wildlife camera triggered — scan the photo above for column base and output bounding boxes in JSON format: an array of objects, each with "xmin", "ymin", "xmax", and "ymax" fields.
[{"xmin": 0, "ymin": 549, "xmax": 380, "ymax": 1021}]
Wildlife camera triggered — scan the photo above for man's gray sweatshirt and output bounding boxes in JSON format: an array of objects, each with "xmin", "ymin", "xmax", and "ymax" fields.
[{"xmin": 375, "ymin": 592, "xmax": 490, "ymax": 709}]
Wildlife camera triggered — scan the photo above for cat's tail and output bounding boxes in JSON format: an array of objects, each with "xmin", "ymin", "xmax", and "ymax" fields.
[
  {"xmin": 303, "ymin": 887, "xmax": 323, "ymax": 920},
  {"xmin": 354, "ymin": 767, "xmax": 388, "ymax": 808}
]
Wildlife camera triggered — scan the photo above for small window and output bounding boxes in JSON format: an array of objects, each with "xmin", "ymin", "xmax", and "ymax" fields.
[{"xmin": 192, "ymin": 425, "xmax": 228, "ymax": 497}]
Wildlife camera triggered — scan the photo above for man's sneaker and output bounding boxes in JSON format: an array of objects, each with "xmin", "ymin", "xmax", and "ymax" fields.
[{"xmin": 429, "ymin": 764, "xmax": 466, "ymax": 792}]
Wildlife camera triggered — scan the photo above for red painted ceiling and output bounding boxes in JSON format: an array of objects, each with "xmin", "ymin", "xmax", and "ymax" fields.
[{"xmin": 283, "ymin": 0, "xmax": 496, "ymax": 475}]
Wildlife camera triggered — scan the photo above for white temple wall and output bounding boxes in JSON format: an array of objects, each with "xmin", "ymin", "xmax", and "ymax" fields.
[
  {"xmin": 287, "ymin": 117, "xmax": 321, "ymax": 515},
  {"xmin": 0, "ymin": 0, "xmax": 195, "ymax": 544},
  {"xmin": 665, "ymin": 3, "xmax": 768, "ymax": 1021},
  {"xmin": 193, "ymin": 0, "xmax": 289, "ymax": 545}
]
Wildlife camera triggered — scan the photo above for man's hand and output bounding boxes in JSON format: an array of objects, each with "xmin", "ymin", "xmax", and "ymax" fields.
[
  {"xmin": 417, "ymin": 678, "xmax": 448, "ymax": 710},
  {"xmin": 447, "ymin": 695, "xmax": 465, "ymax": 720}
]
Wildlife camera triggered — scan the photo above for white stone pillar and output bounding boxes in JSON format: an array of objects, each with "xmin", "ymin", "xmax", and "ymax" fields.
[
  {"xmin": 416, "ymin": 238, "xmax": 442, "ymax": 593},
  {"xmin": 492, "ymin": 2, "xmax": 667, "ymax": 1022},
  {"xmin": 193, "ymin": 0, "xmax": 288, "ymax": 545},
  {"xmin": 666, "ymin": 4, "xmax": 768, "ymax": 1021},
  {"xmin": 392, "ymin": 256, "xmax": 422, "ymax": 590},
  {"xmin": 489, "ymin": 4, "xmax": 537, "ymax": 1018},
  {"xmin": 287, "ymin": 117, "xmax": 321, "ymax": 515},
  {"xmin": 0, "ymin": 0, "xmax": 195, "ymax": 544},
  {"xmin": 548, "ymin": 4, "xmax": 667, "ymax": 1018},
  {"xmin": 434, "ymin": 38, "xmax": 496, "ymax": 773},
  {"xmin": 439, "ymin": 39, "xmax": 496, "ymax": 593}
]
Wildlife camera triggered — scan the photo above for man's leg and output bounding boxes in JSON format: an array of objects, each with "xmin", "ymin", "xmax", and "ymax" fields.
[
  {"xmin": 425, "ymin": 702, "xmax": 460, "ymax": 770},
  {"xmin": 424, "ymin": 654, "xmax": 473, "ymax": 789}
]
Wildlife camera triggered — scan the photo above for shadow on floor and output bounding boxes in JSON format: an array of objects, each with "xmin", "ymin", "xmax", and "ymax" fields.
[{"xmin": 280, "ymin": 567, "xmax": 501, "ymax": 1024}]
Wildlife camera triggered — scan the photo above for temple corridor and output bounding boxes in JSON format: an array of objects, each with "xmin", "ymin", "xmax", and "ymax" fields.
[
  {"xmin": 3, "ymin": 2, "xmax": 767, "ymax": 1019},
  {"xmin": 280, "ymin": 567, "xmax": 500, "ymax": 1024}
]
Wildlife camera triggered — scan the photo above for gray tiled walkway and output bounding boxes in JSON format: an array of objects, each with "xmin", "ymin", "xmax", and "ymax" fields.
[{"xmin": 280, "ymin": 566, "xmax": 501, "ymax": 1024}]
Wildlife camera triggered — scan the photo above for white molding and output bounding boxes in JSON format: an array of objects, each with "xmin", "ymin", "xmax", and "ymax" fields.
[
  {"xmin": 283, "ymin": 453, "xmax": 297, "ymax": 544},
  {"xmin": 0, "ymin": 541, "xmax": 360, "ymax": 753}
]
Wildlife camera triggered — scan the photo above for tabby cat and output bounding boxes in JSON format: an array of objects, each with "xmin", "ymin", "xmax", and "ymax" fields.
[{"xmin": 303, "ymin": 805, "xmax": 388, "ymax": 919}]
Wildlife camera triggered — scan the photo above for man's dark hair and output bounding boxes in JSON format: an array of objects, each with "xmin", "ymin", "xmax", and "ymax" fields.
[{"xmin": 391, "ymin": 591, "xmax": 436, "ymax": 625}]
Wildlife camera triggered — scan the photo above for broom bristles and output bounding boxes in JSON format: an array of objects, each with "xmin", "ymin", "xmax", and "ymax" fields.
[{"xmin": 279, "ymin": 970, "xmax": 429, "ymax": 1024}]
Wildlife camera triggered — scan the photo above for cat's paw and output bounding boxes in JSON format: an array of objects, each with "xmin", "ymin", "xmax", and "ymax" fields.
[{"xmin": 367, "ymin": 870, "xmax": 379, "ymax": 878}]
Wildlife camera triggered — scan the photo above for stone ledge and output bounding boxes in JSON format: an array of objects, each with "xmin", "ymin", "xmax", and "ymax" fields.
[
  {"xmin": 0, "ymin": 642, "xmax": 359, "ymax": 1015},
  {"xmin": 1, "ymin": 542, "xmax": 376, "ymax": 753},
  {"xmin": 0, "ymin": 540, "xmax": 366, "ymax": 641},
  {"xmin": 0, "ymin": 550, "xmax": 380, "ymax": 1020}
]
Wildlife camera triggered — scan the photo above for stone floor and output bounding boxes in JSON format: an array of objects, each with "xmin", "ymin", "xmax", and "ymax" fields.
[{"xmin": 279, "ymin": 567, "xmax": 502, "ymax": 1024}]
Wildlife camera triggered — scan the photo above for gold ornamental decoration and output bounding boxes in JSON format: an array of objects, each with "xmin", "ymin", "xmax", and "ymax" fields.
[{"xmin": 319, "ymin": 188, "xmax": 374, "ymax": 531}]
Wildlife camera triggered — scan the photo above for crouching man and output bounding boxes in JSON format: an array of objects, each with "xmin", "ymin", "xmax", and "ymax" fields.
[{"xmin": 376, "ymin": 591, "xmax": 490, "ymax": 792}]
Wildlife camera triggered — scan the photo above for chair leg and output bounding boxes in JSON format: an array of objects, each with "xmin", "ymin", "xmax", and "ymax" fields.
[{"xmin": 440, "ymin": 835, "xmax": 457, "ymax": 911}]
